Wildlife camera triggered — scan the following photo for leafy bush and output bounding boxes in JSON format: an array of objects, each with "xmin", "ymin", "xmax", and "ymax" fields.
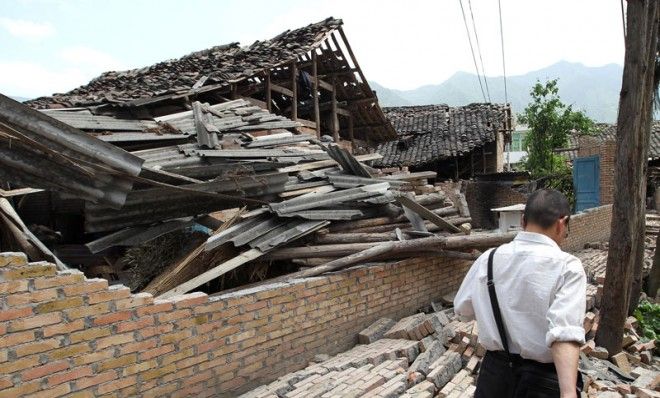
[{"xmin": 633, "ymin": 300, "xmax": 660, "ymax": 341}]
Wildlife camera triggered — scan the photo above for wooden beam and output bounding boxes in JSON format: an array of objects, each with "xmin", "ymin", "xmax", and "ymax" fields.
[
  {"xmin": 271, "ymin": 83, "xmax": 294, "ymax": 97},
  {"xmin": 159, "ymin": 248, "xmax": 264, "ymax": 298},
  {"xmin": 395, "ymin": 195, "xmax": 466, "ymax": 234},
  {"xmin": 230, "ymin": 84, "xmax": 238, "ymax": 100},
  {"xmin": 295, "ymin": 118, "xmax": 317, "ymax": 129},
  {"xmin": 277, "ymin": 153, "xmax": 382, "ymax": 173},
  {"xmin": 336, "ymin": 27, "xmax": 373, "ymax": 98},
  {"xmin": 348, "ymin": 115, "xmax": 354, "ymax": 143},
  {"xmin": 331, "ymin": 78, "xmax": 339, "ymax": 142},
  {"xmin": 291, "ymin": 61, "xmax": 298, "ymax": 121},
  {"xmin": 265, "ymin": 72, "xmax": 272, "ymax": 111},
  {"xmin": 312, "ymin": 51, "xmax": 321, "ymax": 138},
  {"xmin": 316, "ymin": 78, "xmax": 334, "ymax": 92}
]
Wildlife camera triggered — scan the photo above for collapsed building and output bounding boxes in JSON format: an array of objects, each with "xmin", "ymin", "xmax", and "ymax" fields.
[
  {"xmin": 0, "ymin": 16, "xmax": 657, "ymax": 398},
  {"xmin": 373, "ymin": 104, "xmax": 513, "ymax": 179}
]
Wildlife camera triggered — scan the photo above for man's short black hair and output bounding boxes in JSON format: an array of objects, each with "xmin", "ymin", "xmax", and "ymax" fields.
[{"xmin": 523, "ymin": 189, "xmax": 570, "ymax": 229}]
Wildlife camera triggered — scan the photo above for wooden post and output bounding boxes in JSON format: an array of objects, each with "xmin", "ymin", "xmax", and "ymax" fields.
[
  {"xmin": 291, "ymin": 61, "xmax": 298, "ymax": 121},
  {"xmin": 331, "ymin": 78, "xmax": 339, "ymax": 142},
  {"xmin": 348, "ymin": 114, "xmax": 354, "ymax": 144},
  {"xmin": 265, "ymin": 72, "xmax": 272, "ymax": 112},
  {"xmin": 596, "ymin": 0, "xmax": 659, "ymax": 355},
  {"xmin": 312, "ymin": 51, "xmax": 321, "ymax": 138},
  {"xmin": 481, "ymin": 146, "xmax": 486, "ymax": 173},
  {"xmin": 230, "ymin": 84, "xmax": 237, "ymax": 100}
]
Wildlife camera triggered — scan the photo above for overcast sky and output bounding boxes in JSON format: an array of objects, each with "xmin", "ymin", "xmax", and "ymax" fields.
[{"xmin": 0, "ymin": 0, "xmax": 625, "ymax": 98}]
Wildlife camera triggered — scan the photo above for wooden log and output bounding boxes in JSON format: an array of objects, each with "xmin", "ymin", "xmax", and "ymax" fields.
[
  {"xmin": 265, "ymin": 232, "xmax": 517, "ymax": 260},
  {"xmin": 291, "ymin": 61, "xmax": 298, "ymax": 121},
  {"xmin": 265, "ymin": 72, "xmax": 272, "ymax": 111},
  {"xmin": 315, "ymin": 232, "xmax": 398, "ymax": 244},
  {"xmin": 396, "ymin": 195, "xmax": 464, "ymax": 233},
  {"xmin": 288, "ymin": 237, "xmax": 486, "ymax": 279},
  {"xmin": 277, "ymin": 153, "xmax": 382, "ymax": 173},
  {"xmin": 312, "ymin": 51, "xmax": 320, "ymax": 138}
]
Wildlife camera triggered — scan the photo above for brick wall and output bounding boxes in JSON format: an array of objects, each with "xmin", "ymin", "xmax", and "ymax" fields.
[
  {"xmin": 0, "ymin": 252, "xmax": 470, "ymax": 397},
  {"xmin": 561, "ymin": 205, "xmax": 613, "ymax": 252},
  {"xmin": 577, "ymin": 137, "xmax": 616, "ymax": 205},
  {"xmin": 465, "ymin": 182, "xmax": 529, "ymax": 229}
]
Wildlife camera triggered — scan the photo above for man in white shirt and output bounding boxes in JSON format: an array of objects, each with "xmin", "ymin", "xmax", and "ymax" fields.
[{"xmin": 454, "ymin": 189, "xmax": 586, "ymax": 398}]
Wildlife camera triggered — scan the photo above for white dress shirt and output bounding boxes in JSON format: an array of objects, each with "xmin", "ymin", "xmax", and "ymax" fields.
[{"xmin": 454, "ymin": 231, "xmax": 586, "ymax": 363}]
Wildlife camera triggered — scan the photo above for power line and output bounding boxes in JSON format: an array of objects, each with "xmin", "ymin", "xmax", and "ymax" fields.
[
  {"xmin": 620, "ymin": 0, "xmax": 627, "ymax": 42},
  {"xmin": 497, "ymin": 0, "xmax": 508, "ymax": 104},
  {"xmin": 458, "ymin": 0, "xmax": 487, "ymax": 102},
  {"xmin": 467, "ymin": 0, "xmax": 491, "ymax": 102}
]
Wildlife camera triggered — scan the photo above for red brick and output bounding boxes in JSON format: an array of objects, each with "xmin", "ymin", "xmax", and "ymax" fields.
[
  {"xmin": 95, "ymin": 332, "xmax": 134, "ymax": 349},
  {"xmin": 6, "ymin": 288, "xmax": 58, "ymax": 306},
  {"xmin": 70, "ymin": 327, "xmax": 112, "ymax": 343},
  {"xmin": 21, "ymin": 360, "xmax": 69, "ymax": 381},
  {"xmin": 157, "ymin": 309, "xmax": 191, "ymax": 323},
  {"xmin": 0, "ymin": 355, "xmax": 40, "ymax": 373},
  {"xmin": 87, "ymin": 286, "xmax": 131, "ymax": 304},
  {"xmin": 135, "ymin": 301, "xmax": 173, "ymax": 316},
  {"xmin": 75, "ymin": 370, "xmax": 117, "ymax": 389},
  {"xmin": 47, "ymin": 365, "xmax": 94, "ymax": 386},
  {"xmin": 9, "ymin": 312, "xmax": 61, "ymax": 332},
  {"xmin": 43, "ymin": 319, "xmax": 86, "ymax": 337},
  {"xmin": 115, "ymin": 317, "xmax": 154, "ymax": 333},
  {"xmin": 114, "ymin": 293, "xmax": 153, "ymax": 310},
  {"xmin": 0, "ymin": 306, "xmax": 33, "ymax": 321},
  {"xmin": 139, "ymin": 344, "xmax": 175, "ymax": 361},
  {"xmin": 15, "ymin": 338, "xmax": 61, "ymax": 357},
  {"xmin": 170, "ymin": 292, "xmax": 208, "ymax": 308},
  {"xmin": 33, "ymin": 273, "xmax": 84, "ymax": 289},
  {"xmin": 96, "ymin": 376, "xmax": 136, "ymax": 394},
  {"xmin": 0, "ymin": 279, "xmax": 29, "ymax": 295},
  {"xmin": 117, "ymin": 339, "xmax": 158, "ymax": 356},
  {"xmin": 92, "ymin": 310, "xmax": 132, "ymax": 326},
  {"xmin": 62, "ymin": 279, "xmax": 108, "ymax": 296}
]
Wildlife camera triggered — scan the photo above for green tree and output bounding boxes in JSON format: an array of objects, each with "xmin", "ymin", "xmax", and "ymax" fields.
[{"xmin": 519, "ymin": 79, "xmax": 595, "ymax": 177}]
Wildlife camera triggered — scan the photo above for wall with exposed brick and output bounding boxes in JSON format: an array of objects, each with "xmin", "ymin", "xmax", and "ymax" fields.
[
  {"xmin": 0, "ymin": 252, "xmax": 470, "ymax": 397},
  {"xmin": 577, "ymin": 137, "xmax": 616, "ymax": 206},
  {"xmin": 465, "ymin": 182, "xmax": 529, "ymax": 229},
  {"xmin": 561, "ymin": 205, "xmax": 613, "ymax": 252}
]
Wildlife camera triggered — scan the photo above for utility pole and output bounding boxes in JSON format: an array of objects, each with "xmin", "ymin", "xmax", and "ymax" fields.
[{"xmin": 595, "ymin": 0, "xmax": 659, "ymax": 354}]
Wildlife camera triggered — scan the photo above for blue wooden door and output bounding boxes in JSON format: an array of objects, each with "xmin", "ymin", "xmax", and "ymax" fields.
[{"xmin": 573, "ymin": 156, "xmax": 600, "ymax": 212}]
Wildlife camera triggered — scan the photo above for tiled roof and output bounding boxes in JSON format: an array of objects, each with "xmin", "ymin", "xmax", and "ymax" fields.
[
  {"xmin": 26, "ymin": 18, "xmax": 342, "ymax": 109},
  {"xmin": 566, "ymin": 121, "xmax": 660, "ymax": 160},
  {"xmin": 374, "ymin": 104, "xmax": 510, "ymax": 167}
]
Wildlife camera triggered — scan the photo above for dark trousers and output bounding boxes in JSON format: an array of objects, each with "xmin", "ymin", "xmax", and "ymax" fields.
[{"xmin": 475, "ymin": 351, "xmax": 582, "ymax": 398}]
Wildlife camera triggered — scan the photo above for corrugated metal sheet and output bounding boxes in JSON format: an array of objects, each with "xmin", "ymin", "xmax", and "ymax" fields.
[
  {"xmin": 269, "ymin": 182, "xmax": 390, "ymax": 215},
  {"xmin": 84, "ymin": 172, "xmax": 288, "ymax": 232},
  {"xmin": 0, "ymin": 94, "xmax": 143, "ymax": 208},
  {"xmin": 325, "ymin": 144, "xmax": 372, "ymax": 177}
]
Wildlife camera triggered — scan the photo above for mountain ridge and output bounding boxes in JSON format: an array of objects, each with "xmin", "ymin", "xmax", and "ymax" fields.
[{"xmin": 370, "ymin": 61, "xmax": 623, "ymax": 123}]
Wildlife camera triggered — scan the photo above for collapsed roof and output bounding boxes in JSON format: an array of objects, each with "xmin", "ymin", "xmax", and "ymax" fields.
[
  {"xmin": 26, "ymin": 17, "xmax": 395, "ymax": 143},
  {"xmin": 374, "ymin": 104, "xmax": 512, "ymax": 168}
]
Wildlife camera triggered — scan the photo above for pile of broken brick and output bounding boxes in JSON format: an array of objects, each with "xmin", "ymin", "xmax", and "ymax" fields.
[{"xmin": 240, "ymin": 294, "xmax": 659, "ymax": 398}]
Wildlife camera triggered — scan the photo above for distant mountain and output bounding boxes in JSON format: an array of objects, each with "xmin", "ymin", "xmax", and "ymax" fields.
[
  {"xmin": 9, "ymin": 96, "xmax": 29, "ymax": 102},
  {"xmin": 370, "ymin": 61, "xmax": 624, "ymax": 123}
]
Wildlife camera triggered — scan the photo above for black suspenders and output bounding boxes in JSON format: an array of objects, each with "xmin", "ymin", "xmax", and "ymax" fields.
[{"xmin": 487, "ymin": 247, "xmax": 513, "ymax": 366}]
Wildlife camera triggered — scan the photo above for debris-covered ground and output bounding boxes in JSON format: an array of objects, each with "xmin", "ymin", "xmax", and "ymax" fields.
[{"xmin": 239, "ymin": 233, "xmax": 660, "ymax": 398}]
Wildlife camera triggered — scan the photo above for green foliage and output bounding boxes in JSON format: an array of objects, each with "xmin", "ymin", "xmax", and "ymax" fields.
[
  {"xmin": 519, "ymin": 79, "xmax": 596, "ymax": 177},
  {"xmin": 633, "ymin": 300, "xmax": 660, "ymax": 341}
]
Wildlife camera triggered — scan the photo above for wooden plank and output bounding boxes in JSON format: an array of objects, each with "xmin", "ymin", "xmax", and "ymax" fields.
[
  {"xmin": 159, "ymin": 248, "xmax": 264, "ymax": 298},
  {"xmin": 336, "ymin": 107, "xmax": 351, "ymax": 117},
  {"xmin": 0, "ymin": 187, "xmax": 43, "ymax": 197},
  {"xmin": 316, "ymin": 77, "xmax": 334, "ymax": 92},
  {"xmin": 265, "ymin": 73, "xmax": 272, "ymax": 111},
  {"xmin": 395, "ymin": 195, "xmax": 464, "ymax": 234},
  {"xmin": 312, "ymin": 51, "xmax": 321, "ymax": 138},
  {"xmin": 271, "ymin": 83, "xmax": 294, "ymax": 97},
  {"xmin": 296, "ymin": 118, "xmax": 317, "ymax": 129},
  {"xmin": 277, "ymin": 153, "xmax": 382, "ymax": 173},
  {"xmin": 331, "ymin": 79, "xmax": 339, "ymax": 142},
  {"xmin": 291, "ymin": 61, "xmax": 298, "ymax": 121},
  {"xmin": 348, "ymin": 115, "xmax": 354, "ymax": 143}
]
